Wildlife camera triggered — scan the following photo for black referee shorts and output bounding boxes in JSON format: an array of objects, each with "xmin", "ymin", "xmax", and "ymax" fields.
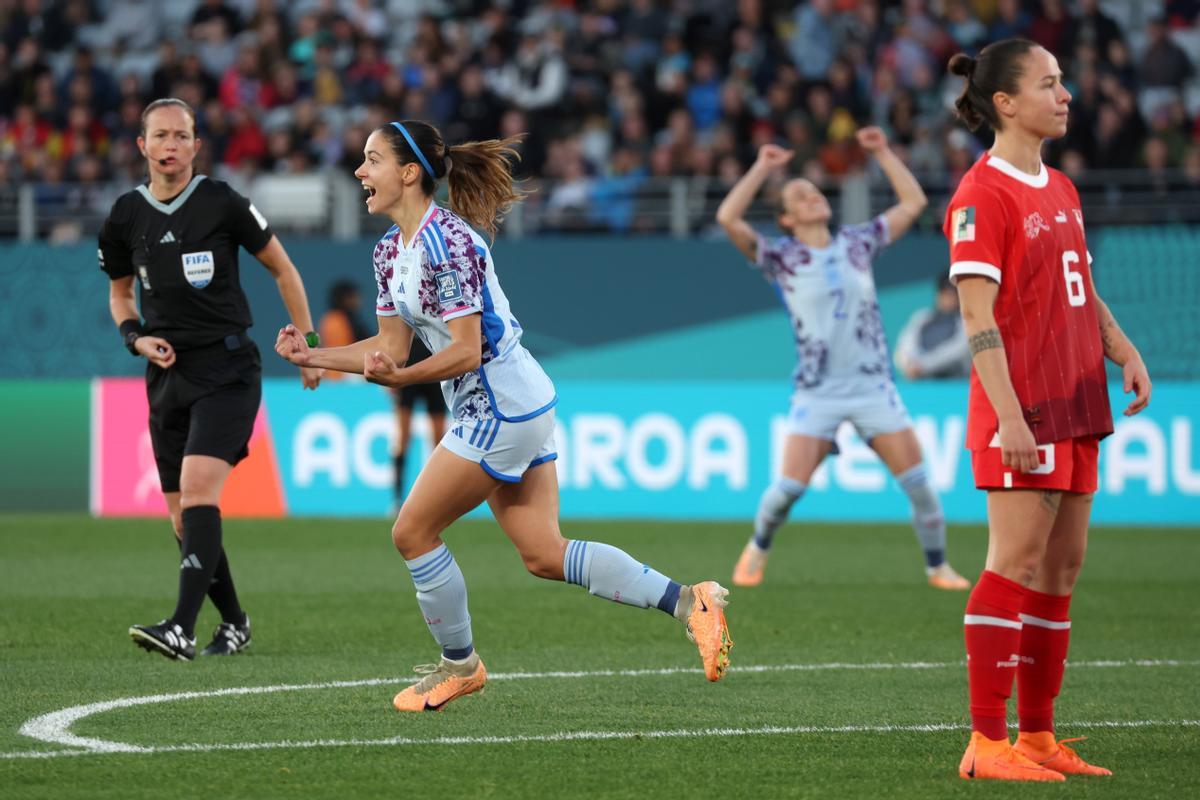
[
  {"xmin": 146, "ymin": 338, "xmax": 262, "ymax": 493},
  {"xmin": 393, "ymin": 381, "xmax": 446, "ymax": 413}
]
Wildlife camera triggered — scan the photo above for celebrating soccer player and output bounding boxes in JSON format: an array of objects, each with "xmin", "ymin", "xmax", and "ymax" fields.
[
  {"xmin": 945, "ymin": 40, "xmax": 1151, "ymax": 781},
  {"xmin": 275, "ymin": 120, "xmax": 732, "ymax": 712},
  {"xmin": 716, "ymin": 131, "xmax": 970, "ymax": 592}
]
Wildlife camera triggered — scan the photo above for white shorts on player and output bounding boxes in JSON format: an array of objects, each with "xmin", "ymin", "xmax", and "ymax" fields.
[
  {"xmin": 787, "ymin": 380, "xmax": 912, "ymax": 445},
  {"xmin": 440, "ymin": 409, "xmax": 558, "ymax": 482}
]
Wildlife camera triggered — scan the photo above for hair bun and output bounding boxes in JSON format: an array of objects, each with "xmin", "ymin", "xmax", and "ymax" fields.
[{"xmin": 948, "ymin": 53, "xmax": 977, "ymax": 79}]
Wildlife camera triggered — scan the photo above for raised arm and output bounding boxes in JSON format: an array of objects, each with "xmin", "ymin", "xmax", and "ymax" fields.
[
  {"xmin": 856, "ymin": 126, "xmax": 927, "ymax": 241},
  {"xmin": 1093, "ymin": 290, "xmax": 1151, "ymax": 415},
  {"xmin": 715, "ymin": 144, "xmax": 793, "ymax": 262},
  {"xmin": 254, "ymin": 235, "xmax": 322, "ymax": 389},
  {"xmin": 956, "ymin": 275, "xmax": 1040, "ymax": 473}
]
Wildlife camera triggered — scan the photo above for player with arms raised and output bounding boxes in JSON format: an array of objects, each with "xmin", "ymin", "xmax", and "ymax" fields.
[
  {"xmin": 945, "ymin": 39, "xmax": 1151, "ymax": 782},
  {"xmin": 717, "ymin": 128, "xmax": 970, "ymax": 592}
]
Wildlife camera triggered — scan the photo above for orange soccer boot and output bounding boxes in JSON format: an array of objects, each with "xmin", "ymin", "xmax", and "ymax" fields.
[
  {"xmin": 959, "ymin": 731, "xmax": 1067, "ymax": 782},
  {"xmin": 1014, "ymin": 732, "xmax": 1113, "ymax": 776},
  {"xmin": 926, "ymin": 562, "xmax": 971, "ymax": 591},
  {"xmin": 684, "ymin": 581, "xmax": 733, "ymax": 681},
  {"xmin": 732, "ymin": 542, "xmax": 768, "ymax": 587},
  {"xmin": 393, "ymin": 652, "xmax": 487, "ymax": 712}
]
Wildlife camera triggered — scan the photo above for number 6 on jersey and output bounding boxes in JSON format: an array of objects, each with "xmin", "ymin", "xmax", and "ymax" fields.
[{"xmin": 1062, "ymin": 250, "xmax": 1086, "ymax": 307}]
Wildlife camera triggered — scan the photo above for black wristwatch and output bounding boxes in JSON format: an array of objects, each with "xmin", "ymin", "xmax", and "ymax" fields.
[
  {"xmin": 305, "ymin": 331, "xmax": 320, "ymax": 348},
  {"xmin": 119, "ymin": 319, "xmax": 145, "ymax": 356}
]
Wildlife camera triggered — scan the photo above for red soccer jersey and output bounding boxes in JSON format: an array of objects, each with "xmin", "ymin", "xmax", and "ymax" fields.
[{"xmin": 944, "ymin": 153, "xmax": 1113, "ymax": 450}]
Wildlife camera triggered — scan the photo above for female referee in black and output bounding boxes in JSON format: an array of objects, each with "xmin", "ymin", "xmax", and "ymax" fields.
[{"xmin": 100, "ymin": 98, "xmax": 323, "ymax": 661}]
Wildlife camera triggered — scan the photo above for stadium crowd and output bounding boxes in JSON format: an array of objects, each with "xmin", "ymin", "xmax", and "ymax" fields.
[{"xmin": 1, "ymin": 0, "xmax": 1198, "ymax": 232}]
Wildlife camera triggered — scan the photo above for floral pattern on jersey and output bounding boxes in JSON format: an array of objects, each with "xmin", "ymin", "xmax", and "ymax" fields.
[
  {"xmin": 854, "ymin": 300, "xmax": 891, "ymax": 377},
  {"xmin": 841, "ymin": 218, "xmax": 887, "ymax": 273},
  {"xmin": 373, "ymin": 230, "xmax": 400, "ymax": 314},
  {"xmin": 790, "ymin": 318, "xmax": 830, "ymax": 389},
  {"xmin": 759, "ymin": 236, "xmax": 812, "ymax": 283},
  {"xmin": 417, "ymin": 211, "xmax": 486, "ymax": 319}
]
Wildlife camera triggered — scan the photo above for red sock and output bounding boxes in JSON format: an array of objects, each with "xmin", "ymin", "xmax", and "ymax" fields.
[
  {"xmin": 964, "ymin": 570, "xmax": 1026, "ymax": 740},
  {"xmin": 1017, "ymin": 588, "xmax": 1072, "ymax": 734}
]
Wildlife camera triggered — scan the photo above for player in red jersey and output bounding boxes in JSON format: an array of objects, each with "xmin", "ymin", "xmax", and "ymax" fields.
[{"xmin": 944, "ymin": 40, "xmax": 1151, "ymax": 782}]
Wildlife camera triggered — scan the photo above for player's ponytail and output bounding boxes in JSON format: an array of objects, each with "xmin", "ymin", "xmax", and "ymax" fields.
[
  {"xmin": 376, "ymin": 120, "xmax": 528, "ymax": 239},
  {"xmin": 948, "ymin": 39, "xmax": 1037, "ymax": 132},
  {"xmin": 446, "ymin": 136, "xmax": 529, "ymax": 239}
]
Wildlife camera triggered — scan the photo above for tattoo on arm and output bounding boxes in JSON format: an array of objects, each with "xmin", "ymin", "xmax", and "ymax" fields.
[
  {"xmin": 1099, "ymin": 318, "xmax": 1120, "ymax": 355},
  {"xmin": 968, "ymin": 328, "xmax": 1003, "ymax": 357}
]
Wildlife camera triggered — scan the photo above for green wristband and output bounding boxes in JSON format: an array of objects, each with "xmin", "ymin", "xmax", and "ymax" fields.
[{"xmin": 305, "ymin": 331, "xmax": 320, "ymax": 348}]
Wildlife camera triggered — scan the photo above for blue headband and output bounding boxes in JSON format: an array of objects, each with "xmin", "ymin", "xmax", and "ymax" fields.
[{"xmin": 390, "ymin": 122, "xmax": 436, "ymax": 179}]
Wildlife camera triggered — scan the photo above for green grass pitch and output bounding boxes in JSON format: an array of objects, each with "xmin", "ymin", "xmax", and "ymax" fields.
[{"xmin": 1, "ymin": 513, "xmax": 1197, "ymax": 799}]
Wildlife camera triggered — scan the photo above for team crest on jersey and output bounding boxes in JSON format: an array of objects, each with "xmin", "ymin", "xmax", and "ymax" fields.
[
  {"xmin": 435, "ymin": 270, "xmax": 462, "ymax": 304},
  {"xmin": 1023, "ymin": 212, "xmax": 1051, "ymax": 240},
  {"xmin": 182, "ymin": 250, "xmax": 215, "ymax": 288},
  {"xmin": 952, "ymin": 206, "xmax": 975, "ymax": 243}
]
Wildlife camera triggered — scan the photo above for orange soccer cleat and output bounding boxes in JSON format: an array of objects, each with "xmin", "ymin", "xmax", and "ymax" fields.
[
  {"xmin": 1014, "ymin": 732, "xmax": 1113, "ymax": 776},
  {"xmin": 959, "ymin": 731, "xmax": 1066, "ymax": 782},
  {"xmin": 926, "ymin": 562, "xmax": 971, "ymax": 591},
  {"xmin": 732, "ymin": 542, "xmax": 768, "ymax": 587},
  {"xmin": 685, "ymin": 581, "xmax": 733, "ymax": 681},
  {"xmin": 393, "ymin": 653, "xmax": 487, "ymax": 712}
]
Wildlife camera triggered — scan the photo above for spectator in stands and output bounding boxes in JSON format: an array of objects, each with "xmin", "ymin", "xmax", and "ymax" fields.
[
  {"xmin": 190, "ymin": 0, "xmax": 242, "ymax": 39},
  {"xmin": 8, "ymin": 37, "xmax": 49, "ymax": 107},
  {"xmin": 58, "ymin": 47, "xmax": 115, "ymax": 113},
  {"xmin": 894, "ymin": 275, "xmax": 972, "ymax": 380},
  {"xmin": 1066, "ymin": 0, "xmax": 1124, "ymax": 58},
  {"xmin": 989, "ymin": 0, "xmax": 1031, "ymax": 41},
  {"xmin": 790, "ymin": 0, "xmax": 837, "ymax": 81},
  {"xmin": 1140, "ymin": 16, "xmax": 1194, "ymax": 89},
  {"xmin": 2, "ymin": 0, "xmax": 1198, "ymax": 237}
]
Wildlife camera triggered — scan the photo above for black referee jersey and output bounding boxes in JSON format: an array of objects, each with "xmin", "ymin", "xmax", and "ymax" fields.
[{"xmin": 98, "ymin": 175, "xmax": 274, "ymax": 350}]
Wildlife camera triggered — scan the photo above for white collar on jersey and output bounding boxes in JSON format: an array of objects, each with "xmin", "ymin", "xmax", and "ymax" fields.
[
  {"xmin": 984, "ymin": 154, "xmax": 1049, "ymax": 188},
  {"xmin": 135, "ymin": 174, "xmax": 207, "ymax": 215},
  {"xmin": 399, "ymin": 200, "xmax": 440, "ymax": 250}
]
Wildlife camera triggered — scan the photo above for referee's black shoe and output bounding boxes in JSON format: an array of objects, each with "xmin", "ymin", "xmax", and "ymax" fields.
[
  {"xmin": 200, "ymin": 615, "xmax": 251, "ymax": 656},
  {"xmin": 129, "ymin": 620, "xmax": 196, "ymax": 661}
]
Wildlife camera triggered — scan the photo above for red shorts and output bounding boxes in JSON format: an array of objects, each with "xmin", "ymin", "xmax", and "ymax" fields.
[{"xmin": 971, "ymin": 435, "xmax": 1100, "ymax": 494}]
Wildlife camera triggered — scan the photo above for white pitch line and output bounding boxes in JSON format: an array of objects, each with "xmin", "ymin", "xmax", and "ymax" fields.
[
  {"xmin": 12, "ymin": 658, "xmax": 1200, "ymax": 759},
  {"xmin": 3, "ymin": 719, "xmax": 1198, "ymax": 761}
]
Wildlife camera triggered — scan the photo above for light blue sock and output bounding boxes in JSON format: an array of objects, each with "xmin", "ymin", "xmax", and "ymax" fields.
[
  {"xmin": 563, "ymin": 540, "xmax": 681, "ymax": 617},
  {"xmin": 404, "ymin": 543, "xmax": 473, "ymax": 660},
  {"xmin": 753, "ymin": 477, "xmax": 806, "ymax": 550},
  {"xmin": 896, "ymin": 464, "xmax": 947, "ymax": 568}
]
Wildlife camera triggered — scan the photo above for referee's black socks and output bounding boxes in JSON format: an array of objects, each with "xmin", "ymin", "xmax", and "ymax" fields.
[
  {"xmin": 171, "ymin": 505, "xmax": 225, "ymax": 639},
  {"xmin": 173, "ymin": 536, "xmax": 245, "ymax": 626}
]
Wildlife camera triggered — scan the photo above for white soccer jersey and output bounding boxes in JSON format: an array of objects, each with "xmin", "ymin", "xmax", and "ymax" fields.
[
  {"xmin": 374, "ymin": 202, "xmax": 557, "ymax": 422},
  {"xmin": 754, "ymin": 216, "xmax": 894, "ymax": 393}
]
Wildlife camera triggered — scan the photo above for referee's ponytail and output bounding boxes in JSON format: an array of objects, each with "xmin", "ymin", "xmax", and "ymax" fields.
[{"xmin": 377, "ymin": 120, "xmax": 529, "ymax": 239}]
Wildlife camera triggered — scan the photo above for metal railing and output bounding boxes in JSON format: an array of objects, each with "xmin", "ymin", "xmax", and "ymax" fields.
[{"xmin": 3, "ymin": 168, "xmax": 1198, "ymax": 243}]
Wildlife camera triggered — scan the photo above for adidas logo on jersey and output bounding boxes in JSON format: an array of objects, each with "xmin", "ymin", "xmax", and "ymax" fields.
[{"xmin": 160, "ymin": 231, "xmax": 177, "ymax": 243}]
